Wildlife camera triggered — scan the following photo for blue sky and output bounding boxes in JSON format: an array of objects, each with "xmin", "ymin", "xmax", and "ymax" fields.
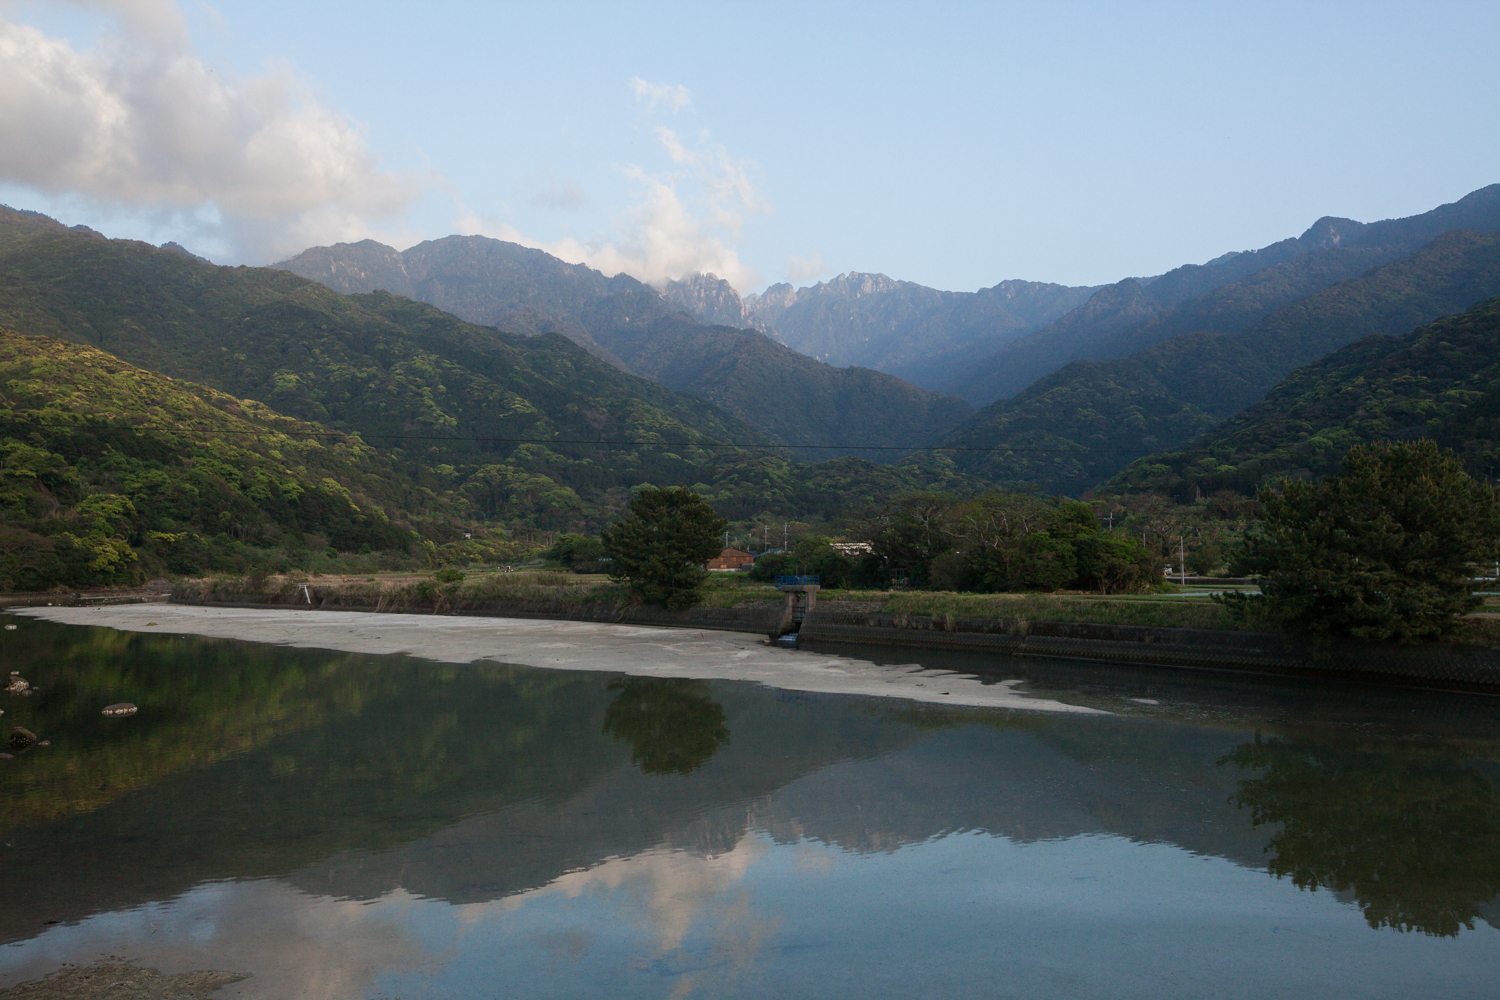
[{"xmin": 1, "ymin": 1, "xmax": 1497, "ymax": 292}]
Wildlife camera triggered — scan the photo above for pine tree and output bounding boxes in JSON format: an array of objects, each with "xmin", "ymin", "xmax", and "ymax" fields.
[{"xmin": 601, "ymin": 486, "xmax": 728, "ymax": 609}]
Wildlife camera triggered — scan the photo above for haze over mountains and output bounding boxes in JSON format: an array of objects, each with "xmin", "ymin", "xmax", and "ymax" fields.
[
  {"xmin": 1106, "ymin": 294, "xmax": 1500, "ymax": 499},
  {"xmin": 744, "ymin": 272, "xmax": 1098, "ymax": 390}
]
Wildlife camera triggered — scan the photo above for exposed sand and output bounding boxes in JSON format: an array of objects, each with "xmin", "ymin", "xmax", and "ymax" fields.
[
  {"xmin": 18, "ymin": 604, "xmax": 1104, "ymax": 715},
  {"xmin": 0, "ymin": 964, "xmax": 245, "ymax": 1000}
]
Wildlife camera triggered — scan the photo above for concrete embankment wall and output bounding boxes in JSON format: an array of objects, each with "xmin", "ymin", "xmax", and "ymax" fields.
[
  {"xmin": 801, "ymin": 606, "xmax": 1500, "ymax": 692},
  {"xmin": 168, "ymin": 588, "xmax": 1500, "ymax": 692}
]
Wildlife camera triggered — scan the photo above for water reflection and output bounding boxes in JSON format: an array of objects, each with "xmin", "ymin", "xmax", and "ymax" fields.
[
  {"xmin": 3, "ymin": 618, "xmax": 1500, "ymax": 998},
  {"xmin": 603, "ymin": 677, "xmax": 731, "ymax": 776},
  {"xmin": 1222, "ymin": 735, "xmax": 1500, "ymax": 936}
]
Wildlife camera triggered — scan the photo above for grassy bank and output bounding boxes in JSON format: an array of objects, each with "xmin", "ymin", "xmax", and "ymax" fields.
[
  {"xmin": 171, "ymin": 571, "xmax": 1500, "ymax": 644},
  {"xmin": 831, "ymin": 590, "xmax": 1251, "ymax": 630},
  {"xmin": 176, "ymin": 572, "xmax": 1245, "ymax": 629}
]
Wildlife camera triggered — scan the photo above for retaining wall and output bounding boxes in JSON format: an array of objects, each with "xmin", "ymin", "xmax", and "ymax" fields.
[{"xmin": 801, "ymin": 605, "xmax": 1500, "ymax": 691}]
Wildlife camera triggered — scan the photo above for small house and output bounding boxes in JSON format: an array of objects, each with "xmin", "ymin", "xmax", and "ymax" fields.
[{"xmin": 707, "ymin": 547, "xmax": 755, "ymax": 572}]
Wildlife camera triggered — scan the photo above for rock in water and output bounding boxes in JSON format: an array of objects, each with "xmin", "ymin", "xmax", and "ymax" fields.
[
  {"xmin": 102, "ymin": 703, "xmax": 138, "ymax": 717},
  {"xmin": 4, "ymin": 673, "xmax": 29, "ymax": 695},
  {"xmin": 9, "ymin": 726, "xmax": 37, "ymax": 751}
]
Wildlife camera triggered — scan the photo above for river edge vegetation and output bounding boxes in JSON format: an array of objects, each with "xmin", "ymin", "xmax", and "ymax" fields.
[{"xmin": 167, "ymin": 570, "xmax": 1500, "ymax": 646}]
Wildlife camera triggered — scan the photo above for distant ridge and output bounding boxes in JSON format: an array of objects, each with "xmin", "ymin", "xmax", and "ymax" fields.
[
  {"xmin": 936, "ymin": 227, "xmax": 1500, "ymax": 495},
  {"xmin": 274, "ymin": 236, "xmax": 973, "ymax": 462},
  {"xmin": 745, "ymin": 271, "xmax": 1097, "ymax": 391},
  {"xmin": 942, "ymin": 184, "xmax": 1500, "ymax": 406}
]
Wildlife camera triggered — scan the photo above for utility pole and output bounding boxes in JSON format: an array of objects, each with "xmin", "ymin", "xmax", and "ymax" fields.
[
  {"xmin": 1180, "ymin": 536, "xmax": 1187, "ymax": 587},
  {"xmin": 783, "ymin": 522, "xmax": 788, "ymax": 551}
]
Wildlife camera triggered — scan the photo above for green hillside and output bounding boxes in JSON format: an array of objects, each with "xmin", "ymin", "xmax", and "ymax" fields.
[
  {"xmin": 0, "ymin": 211, "xmax": 781, "ymax": 522},
  {"xmin": 0, "ymin": 327, "xmax": 447, "ymax": 589},
  {"xmin": 589, "ymin": 312, "xmax": 972, "ymax": 461},
  {"xmin": 275, "ymin": 235, "xmax": 973, "ymax": 459},
  {"xmin": 1107, "ymin": 296, "xmax": 1500, "ymax": 497},
  {"xmin": 938, "ymin": 230, "xmax": 1500, "ymax": 495},
  {"xmin": 0, "ymin": 208, "xmax": 976, "ymax": 544}
]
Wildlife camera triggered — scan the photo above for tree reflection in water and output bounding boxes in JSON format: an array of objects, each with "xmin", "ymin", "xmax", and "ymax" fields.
[
  {"xmin": 603, "ymin": 676, "xmax": 730, "ymax": 776},
  {"xmin": 1221, "ymin": 735, "xmax": 1500, "ymax": 936}
]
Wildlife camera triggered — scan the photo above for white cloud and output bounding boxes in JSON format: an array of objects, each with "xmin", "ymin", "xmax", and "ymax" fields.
[
  {"xmin": 458, "ymin": 120, "xmax": 767, "ymax": 292},
  {"xmin": 494, "ymin": 832, "xmax": 780, "ymax": 997},
  {"xmin": 787, "ymin": 252, "xmax": 829, "ymax": 283},
  {"xmin": 0, "ymin": 0, "xmax": 422, "ymax": 262},
  {"xmin": 630, "ymin": 76, "xmax": 691, "ymax": 113}
]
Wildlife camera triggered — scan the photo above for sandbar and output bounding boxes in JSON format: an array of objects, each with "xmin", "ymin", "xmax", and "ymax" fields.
[{"xmin": 17, "ymin": 604, "xmax": 1103, "ymax": 714}]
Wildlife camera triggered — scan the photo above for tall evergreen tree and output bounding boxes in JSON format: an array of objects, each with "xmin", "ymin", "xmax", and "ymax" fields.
[
  {"xmin": 1228, "ymin": 440, "xmax": 1500, "ymax": 641},
  {"xmin": 601, "ymin": 486, "xmax": 727, "ymax": 608}
]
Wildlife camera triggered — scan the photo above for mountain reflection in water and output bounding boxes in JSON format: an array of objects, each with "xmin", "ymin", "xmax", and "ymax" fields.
[{"xmin": 2, "ymin": 618, "xmax": 1499, "ymax": 998}]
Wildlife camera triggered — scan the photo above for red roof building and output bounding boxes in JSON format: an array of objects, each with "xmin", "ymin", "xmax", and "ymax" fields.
[{"xmin": 707, "ymin": 547, "xmax": 755, "ymax": 572}]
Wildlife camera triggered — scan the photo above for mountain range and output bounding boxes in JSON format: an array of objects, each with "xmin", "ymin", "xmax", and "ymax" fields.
[
  {"xmin": 6, "ymin": 173, "xmax": 1500, "ymax": 588},
  {"xmin": 274, "ymin": 238, "xmax": 972, "ymax": 462},
  {"xmin": 940, "ymin": 184, "xmax": 1500, "ymax": 406},
  {"xmin": 0, "ymin": 207, "xmax": 972, "ymax": 544},
  {"xmin": 744, "ymin": 271, "xmax": 1097, "ymax": 390},
  {"xmin": 936, "ymin": 228, "xmax": 1500, "ymax": 494}
]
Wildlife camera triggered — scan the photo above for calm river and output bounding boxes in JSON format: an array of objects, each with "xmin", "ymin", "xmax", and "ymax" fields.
[{"xmin": 2, "ymin": 616, "xmax": 1499, "ymax": 998}]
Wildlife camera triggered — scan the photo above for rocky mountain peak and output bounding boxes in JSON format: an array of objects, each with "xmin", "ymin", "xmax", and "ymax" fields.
[
  {"xmin": 1298, "ymin": 216, "xmax": 1367, "ymax": 248},
  {"xmin": 818, "ymin": 271, "xmax": 904, "ymax": 298},
  {"xmin": 658, "ymin": 272, "xmax": 764, "ymax": 331}
]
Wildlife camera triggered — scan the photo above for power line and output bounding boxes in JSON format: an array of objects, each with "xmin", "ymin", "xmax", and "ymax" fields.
[{"xmin": 0, "ymin": 421, "xmax": 1158, "ymax": 455}]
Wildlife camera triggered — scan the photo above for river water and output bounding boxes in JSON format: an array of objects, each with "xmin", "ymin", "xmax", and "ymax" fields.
[{"xmin": 2, "ymin": 617, "xmax": 1499, "ymax": 999}]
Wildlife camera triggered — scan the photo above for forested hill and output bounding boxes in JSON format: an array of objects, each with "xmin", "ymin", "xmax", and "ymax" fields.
[
  {"xmin": 0, "ymin": 206, "xmax": 980, "ymax": 533},
  {"xmin": 0, "ymin": 212, "xmax": 757, "ymax": 452},
  {"xmin": 581, "ymin": 312, "xmax": 972, "ymax": 461},
  {"xmin": 934, "ymin": 229, "xmax": 1500, "ymax": 495},
  {"xmin": 1104, "ymin": 296, "xmax": 1500, "ymax": 498},
  {"xmin": 0, "ymin": 209, "xmax": 779, "ymax": 524},
  {"xmin": 0, "ymin": 327, "xmax": 433, "ymax": 589},
  {"xmin": 743, "ymin": 272, "xmax": 1096, "ymax": 390},
  {"xmin": 274, "ymin": 235, "xmax": 973, "ymax": 461},
  {"xmin": 942, "ymin": 184, "xmax": 1500, "ymax": 406}
]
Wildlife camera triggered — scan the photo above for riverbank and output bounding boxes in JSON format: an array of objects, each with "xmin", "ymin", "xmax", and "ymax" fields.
[
  {"xmin": 163, "ymin": 574, "xmax": 1500, "ymax": 692},
  {"xmin": 0, "ymin": 580, "xmax": 173, "ymax": 609},
  {"xmin": 170, "ymin": 573, "xmax": 1266, "ymax": 630},
  {"xmin": 12, "ymin": 604, "xmax": 1103, "ymax": 715}
]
